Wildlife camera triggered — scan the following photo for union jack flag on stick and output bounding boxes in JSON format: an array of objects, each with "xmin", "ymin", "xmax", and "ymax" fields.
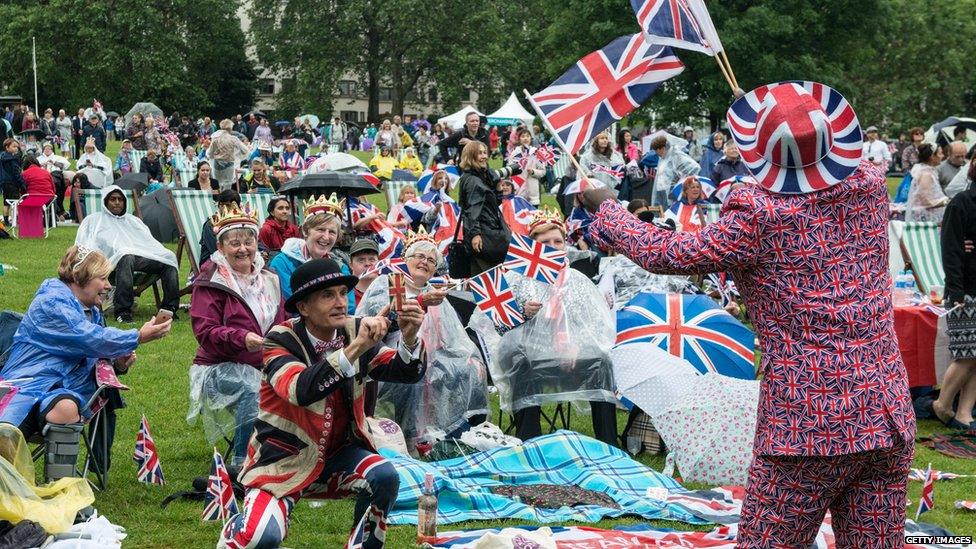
[
  {"xmin": 915, "ymin": 462, "xmax": 935, "ymax": 520},
  {"xmin": 467, "ymin": 267, "xmax": 524, "ymax": 329},
  {"xmin": 503, "ymin": 233, "xmax": 566, "ymax": 285},
  {"xmin": 525, "ymin": 34, "xmax": 683, "ymax": 155},
  {"xmin": 203, "ymin": 448, "xmax": 239, "ymax": 522},
  {"xmin": 133, "ymin": 414, "xmax": 165, "ymax": 485},
  {"xmin": 631, "ymin": 0, "xmax": 739, "ymax": 90}
]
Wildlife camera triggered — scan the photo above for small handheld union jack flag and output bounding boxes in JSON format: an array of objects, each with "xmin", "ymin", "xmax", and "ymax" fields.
[
  {"xmin": 503, "ymin": 233, "xmax": 567, "ymax": 285},
  {"xmin": 467, "ymin": 267, "xmax": 524, "ymax": 329},
  {"xmin": 631, "ymin": 0, "xmax": 724, "ymax": 56},
  {"xmin": 915, "ymin": 462, "xmax": 935, "ymax": 520},
  {"xmin": 133, "ymin": 414, "xmax": 165, "ymax": 485},
  {"xmin": 534, "ymin": 144, "xmax": 560, "ymax": 166},
  {"xmin": 203, "ymin": 447, "xmax": 239, "ymax": 522},
  {"xmin": 388, "ymin": 272, "xmax": 408, "ymax": 312}
]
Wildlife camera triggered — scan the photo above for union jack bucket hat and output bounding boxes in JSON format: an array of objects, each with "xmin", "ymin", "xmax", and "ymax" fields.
[{"xmin": 726, "ymin": 81, "xmax": 862, "ymax": 194}]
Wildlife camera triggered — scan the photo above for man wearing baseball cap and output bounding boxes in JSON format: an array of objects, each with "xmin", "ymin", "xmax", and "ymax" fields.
[
  {"xmin": 581, "ymin": 82, "xmax": 914, "ymax": 546},
  {"xmin": 861, "ymin": 125, "xmax": 891, "ymax": 170},
  {"xmin": 221, "ymin": 258, "xmax": 426, "ymax": 549}
]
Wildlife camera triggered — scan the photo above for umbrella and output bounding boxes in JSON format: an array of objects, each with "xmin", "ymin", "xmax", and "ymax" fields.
[
  {"xmin": 244, "ymin": 109, "xmax": 266, "ymax": 119},
  {"xmin": 305, "ymin": 152, "xmax": 367, "ymax": 174},
  {"xmin": 638, "ymin": 372, "xmax": 759, "ymax": 485},
  {"xmin": 138, "ymin": 188, "xmax": 179, "ymax": 243},
  {"xmin": 416, "ymin": 164, "xmax": 459, "ymax": 193},
  {"xmin": 17, "ymin": 129, "xmax": 45, "ymax": 140},
  {"xmin": 114, "ymin": 172, "xmax": 149, "ymax": 194},
  {"xmin": 925, "ymin": 116, "xmax": 976, "ymax": 147},
  {"xmin": 275, "ymin": 120, "xmax": 290, "ymax": 127},
  {"xmin": 278, "ymin": 171, "xmax": 380, "ymax": 229},
  {"xmin": 610, "ymin": 343, "xmax": 700, "ymax": 411},
  {"xmin": 615, "ymin": 292, "xmax": 756, "ymax": 380},
  {"xmin": 106, "ymin": 111, "xmax": 120, "ymax": 118},
  {"xmin": 124, "ymin": 102, "xmax": 164, "ymax": 127},
  {"xmin": 297, "ymin": 114, "xmax": 320, "ymax": 128},
  {"xmin": 390, "ymin": 169, "xmax": 417, "ymax": 182}
]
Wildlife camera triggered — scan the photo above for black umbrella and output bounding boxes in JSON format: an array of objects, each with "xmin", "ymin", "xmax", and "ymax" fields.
[
  {"xmin": 244, "ymin": 109, "xmax": 267, "ymax": 119},
  {"xmin": 106, "ymin": 111, "xmax": 120, "ymax": 118},
  {"xmin": 391, "ymin": 169, "xmax": 418, "ymax": 182},
  {"xmin": 929, "ymin": 117, "xmax": 976, "ymax": 146},
  {"xmin": 278, "ymin": 171, "xmax": 380, "ymax": 229},
  {"xmin": 18, "ymin": 129, "xmax": 45, "ymax": 140},
  {"xmin": 115, "ymin": 172, "xmax": 149, "ymax": 193},
  {"xmin": 138, "ymin": 188, "xmax": 179, "ymax": 243}
]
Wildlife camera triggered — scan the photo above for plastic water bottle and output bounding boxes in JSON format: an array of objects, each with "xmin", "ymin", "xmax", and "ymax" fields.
[
  {"xmin": 892, "ymin": 273, "xmax": 910, "ymax": 307},
  {"xmin": 417, "ymin": 472, "xmax": 438, "ymax": 544}
]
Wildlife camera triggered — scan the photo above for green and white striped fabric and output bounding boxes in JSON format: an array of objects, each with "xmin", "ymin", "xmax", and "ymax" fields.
[
  {"xmin": 901, "ymin": 221, "xmax": 944, "ymax": 295},
  {"xmin": 171, "ymin": 152, "xmax": 197, "ymax": 186},
  {"xmin": 240, "ymin": 193, "xmax": 274, "ymax": 225},
  {"xmin": 168, "ymin": 189, "xmax": 217, "ymax": 272},
  {"xmin": 553, "ymin": 156, "xmax": 571, "ymax": 180},
  {"xmin": 425, "ymin": 145, "xmax": 439, "ymax": 168},
  {"xmin": 130, "ymin": 150, "xmax": 148, "ymax": 173},
  {"xmin": 78, "ymin": 188, "xmax": 137, "ymax": 219},
  {"xmin": 703, "ymin": 204, "xmax": 722, "ymax": 224},
  {"xmin": 384, "ymin": 180, "xmax": 415, "ymax": 210}
]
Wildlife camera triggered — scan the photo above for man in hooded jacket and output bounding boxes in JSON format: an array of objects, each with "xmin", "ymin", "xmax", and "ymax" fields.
[{"xmin": 75, "ymin": 185, "xmax": 180, "ymax": 322}]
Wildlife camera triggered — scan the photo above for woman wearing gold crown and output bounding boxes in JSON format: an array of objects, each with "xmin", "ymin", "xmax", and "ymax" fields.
[
  {"xmin": 356, "ymin": 227, "xmax": 490, "ymax": 450},
  {"xmin": 269, "ymin": 193, "xmax": 352, "ymax": 303},
  {"xmin": 188, "ymin": 203, "xmax": 287, "ymax": 465},
  {"xmin": 492, "ymin": 207, "xmax": 619, "ymax": 446}
]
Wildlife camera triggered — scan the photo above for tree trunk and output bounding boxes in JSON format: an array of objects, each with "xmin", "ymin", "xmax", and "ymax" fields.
[
  {"xmin": 390, "ymin": 61, "xmax": 404, "ymax": 117},
  {"xmin": 366, "ymin": 71, "xmax": 380, "ymax": 124}
]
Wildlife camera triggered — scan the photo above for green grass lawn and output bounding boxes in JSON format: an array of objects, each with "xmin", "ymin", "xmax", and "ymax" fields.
[{"xmin": 0, "ymin": 161, "xmax": 972, "ymax": 546}]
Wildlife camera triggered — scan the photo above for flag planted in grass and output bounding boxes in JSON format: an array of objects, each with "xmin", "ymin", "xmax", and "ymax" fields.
[
  {"xmin": 203, "ymin": 448, "xmax": 238, "ymax": 522},
  {"xmin": 134, "ymin": 414, "xmax": 165, "ymax": 485}
]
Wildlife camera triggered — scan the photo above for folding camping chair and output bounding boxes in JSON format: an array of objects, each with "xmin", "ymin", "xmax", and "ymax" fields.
[
  {"xmin": 900, "ymin": 221, "xmax": 945, "ymax": 296},
  {"xmin": 4, "ymin": 194, "xmax": 57, "ymax": 237},
  {"xmin": 167, "ymin": 189, "xmax": 218, "ymax": 275}
]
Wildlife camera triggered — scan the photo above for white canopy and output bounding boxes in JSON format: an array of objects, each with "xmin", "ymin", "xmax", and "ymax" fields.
[
  {"xmin": 487, "ymin": 93, "xmax": 535, "ymax": 127},
  {"xmin": 437, "ymin": 105, "xmax": 484, "ymax": 130}
]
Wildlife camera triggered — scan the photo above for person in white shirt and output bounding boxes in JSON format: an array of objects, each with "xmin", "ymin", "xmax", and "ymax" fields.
[{"xmin": 861, "ymin": 125, "xmax": 891, "ymax": 170}]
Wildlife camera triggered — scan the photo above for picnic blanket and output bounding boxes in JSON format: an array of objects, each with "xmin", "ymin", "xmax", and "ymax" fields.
[
  {"xmin": 379, "ymin": 431, "xmax": 707, "ymax": 525},
  {"xmin": 431, "ymin": 520, "xmax": 961, "ymax": 548},
  {"xmin": 919, "ymin": 432, "xmax": 976, "ymax": 459}
]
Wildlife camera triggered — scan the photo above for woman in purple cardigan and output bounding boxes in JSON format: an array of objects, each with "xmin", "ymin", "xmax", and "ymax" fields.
[{"xmin": 187, "ymin": 204, "xmax": 286, "ymax": 465}]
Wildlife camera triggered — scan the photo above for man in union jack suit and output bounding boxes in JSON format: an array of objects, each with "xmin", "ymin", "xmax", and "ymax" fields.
[
  {"xmin": 581, "ymin": 82, "xmax": 915, "ymax": 546},
  {"xmin": 218, "ymin": 258, "xmax": 427, "ymax": 549}
]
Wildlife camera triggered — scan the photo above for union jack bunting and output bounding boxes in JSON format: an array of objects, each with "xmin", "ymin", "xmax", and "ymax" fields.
[
  {"xmin": 915, "ymin": 463, "xmax": 935, "ymax": 520},
  {"xmin": 203, "ymin": 448, "xmax": 239, "ymax": 522},
  {"xmin": 467, "ymin": 267, "xmax": 524, "ymax": 329},
  {"xmin": 133, "ymin": 415, "xmax": 165, "ymax": 485},
  {"xmin": 631, "ymin": 0, "xmax": 725, "ymax": 55},
  {"xmin": 503, "ymin": 233, "xmax": 567, "ymax": 284},
  {"xmin": 529, "ymin": 33, "xmax": 683, "ymax": 154},
  {"xmin": 535, "ymin": 144, "xmax": 561, "ymax": 166}
]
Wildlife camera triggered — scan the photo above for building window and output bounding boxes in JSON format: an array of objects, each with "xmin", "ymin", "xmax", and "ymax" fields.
[
  {"xmin": 405, "ymin": 90, "xmax": 418, "ymax": 102},
  {"xmin": 378, "ymin": 87, "xmax": 392, "ymax": 101},
  {"xmin": 340, "ymin": 110, "xmax": 359, "ymax": 123},
  {"xmin": 465, "ymin": 88, "xmax": 475, "ymax": 102},
  {"xmin": 428, "ymin": 88, "xmax": 438, "ymax": 102},
  {"xmin": 258, "ymin": 79, "xmax": 275, "ymax": 95},
  {"xmin": 338, "ymin": 80, "xmax": 356, "ymax": 97}
]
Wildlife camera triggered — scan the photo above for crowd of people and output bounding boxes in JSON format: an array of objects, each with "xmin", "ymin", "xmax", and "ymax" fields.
[{"xmin": 1, "ymin": 85, "xmax": 975, "ymax": 547}]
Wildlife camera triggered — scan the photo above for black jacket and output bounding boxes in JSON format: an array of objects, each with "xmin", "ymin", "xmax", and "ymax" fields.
[
  {"xmin": 459, "ymin": 166, "xmax": 517, "ymax": 263},
  {"xmin": 942, "ymin": 187, "xmax": 976, "ymax": 303},
  {"xmin": 140, "ymin": 158, "xmax": 163, "ymax": 182},
  {"xmin": 82, "ymin": 124, "xmax": 107, "ymax": 151},
  {"xmin": 436, "ymin": 126, "xmax": 490, "ymax": 163},
  {"xmin": 710, "ymin": 156, "xmax": 750, "ymax": 183}
]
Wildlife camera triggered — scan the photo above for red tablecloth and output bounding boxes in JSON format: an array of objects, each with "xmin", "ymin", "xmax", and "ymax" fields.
[{"xmin": 893, "ymin": 305, "xmax": 949, "ymax": 388}]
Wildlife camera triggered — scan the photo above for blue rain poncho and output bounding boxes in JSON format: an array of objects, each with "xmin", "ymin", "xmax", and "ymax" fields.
[{"xmin": 0, "ymin": 279, "xmax": 139, "ymax": 428}]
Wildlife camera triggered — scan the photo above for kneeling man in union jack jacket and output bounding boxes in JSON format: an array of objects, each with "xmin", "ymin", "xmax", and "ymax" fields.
[
  {"xmin": 219, "ymin": 258, "xmax": 426, "ymax": 549},
  {"xmin": 580, "ymin": 82, "xmax": 916, "ymax": 547}
]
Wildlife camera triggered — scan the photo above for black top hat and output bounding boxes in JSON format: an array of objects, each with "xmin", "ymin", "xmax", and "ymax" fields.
[{"xmin": 285, "ymin": 258, "xmax": 358, "ymax": 314}]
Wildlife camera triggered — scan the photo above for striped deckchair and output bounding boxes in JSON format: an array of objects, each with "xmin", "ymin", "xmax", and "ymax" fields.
[
  {"xmin": 130, "ymin": 150, "xmax": 148, "ymax": 173},
  {"xmin": 900, "ymin": 221, "xmax": 944, "ymax": 295},
  {"xmin": 167, "ymin": 189, "xmax": 217, "ymax": 273},
  {"xmin": 384, "ymin": 180, "xmax": 415, "ymax": 211},
  {"xmin": 552, "ymin": 156, "xmax": 571, "ymax": 180},
  {"xmin": 73, "ymin": 188, "xmax": 138, "ymax": 222},
  {"xmin": 424, "ymin": 145, "xmax": 439, "ymax": 168},
  {"xmin": 703, "ymin": 203, "xmax": 722, "ymax": 224},
  {"xmin": 171, "ymin": 152, "xmax": 197, "ymax": 186},
  {"xmin": 326, "ymin": 144, "xmax": 340, "ymax": 155},
  {"xmin": 240, "ymin": 193, "xmax": 274, "ymax": 225}
]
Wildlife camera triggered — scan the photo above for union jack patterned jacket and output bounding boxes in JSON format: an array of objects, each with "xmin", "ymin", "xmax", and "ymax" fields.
[
  {"xmin": 589, "ymin": 161, "xmax": 915, "ymax": 456},
  {"xmin": 237, "ymin": 316, "xmax": 425, "ymax": 498}
]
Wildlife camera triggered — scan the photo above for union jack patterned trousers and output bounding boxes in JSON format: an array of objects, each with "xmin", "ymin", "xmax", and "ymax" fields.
[
  {"xmin": 219, "ymin": 444, "xmax": 400, "ymax": 549},
  {"xmin": 737, "ymin": 436, "xmax": 914, "ymax": 548}
]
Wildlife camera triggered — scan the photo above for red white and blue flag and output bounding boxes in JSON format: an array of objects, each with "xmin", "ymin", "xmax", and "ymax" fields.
[
  {"xmin": 534, "ymin": 144, "xmax": 561, "ymax": 166},
  {"xmin": 499, "ymin": 195, "xmax": 537, "ymax": 236},
  {"xmin": 467, "ymin": 268, "xmax": 524, "ymax": 329},
  {"xmin": 589, "ymin": 162, "xmax": 626, "ymax": 179},
  {"xmin": 631, "ymin": 0, "xmax": 725, "ymax": 56},
  {"xmin": 528, "ymin": 34, "xmax": 684, "ymax": 154},
  {"xmin": 909, "ymin": 468, "xmax": 970, "ymax": 482},
  {"xmin": 203, "ymin": 447, "xmax": 239, "ymax": 522},
  {"xmin": 348, "ymin": 197, "xmax": 404, "ymax": 261},
  {"xmin": 915, "ymin": 463, "xmax": 935, "ymax": 520},
  {"xmin": 416, "ymin": 164, "xmax": 460, "ymax": 193},
  {"xmin": 133, "ymin": 414, "xmax": 165, "ymax": 485},
  {"xmin": 503, "ymin": 233, "xmax": 567, "ymax": 285},
  {"xmin": 362, "ymin": 257, "xmax": 410, "ymax": 280},
  {"xmin": 616, "ymin": 292, "xmax": 756, "ymax": 379},
  {"xmin": 403, "ymin": 191, "xmax": 462, "ymax": 254}
]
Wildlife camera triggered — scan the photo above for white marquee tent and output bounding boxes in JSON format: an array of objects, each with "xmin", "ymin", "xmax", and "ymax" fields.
[
  {"xmin": 437, "ymin": 105, "xmax": 484, "ymax": 130},
  {"xmin": 487, "ymin": 93, "xmax": 535, "ymax": 127}
]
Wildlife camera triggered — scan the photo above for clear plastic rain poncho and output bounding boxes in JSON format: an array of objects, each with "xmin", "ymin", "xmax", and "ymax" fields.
[
  {"xmin": 653, "ymin": 132, "xmax": 700, "ymax": 195},
  {"xmin": 186, "ymin": 361, "xmax": 261, "ymax": 446},
  {"xmin": 491, "ymin": 268, "xmax": 617, "ymax": 413},
  {"xmin": 596, "ymin": 255, "xmax": 699, "ymax": 310},
  {"xmin": 74, "ymin": 185, "xmax": 178, "ymax": 269},
  {"xmin": 356, "ymin": 275, "xmax": 488, "ymax": 441}
]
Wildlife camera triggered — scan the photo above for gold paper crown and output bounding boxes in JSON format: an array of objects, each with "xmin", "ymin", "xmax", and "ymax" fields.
[
  {"xmin": 303, "ymin": 193, "xmax": 344, "ymax": 219},
  {"xmin": 211, "ymin": 203, "xmax": 259, "ymax": 237},
  {"xmin": 528, "ymin": 206, "xmax": 564, "ymax": 234},
  {"xmin": 403, "ymin": 226, "xmax": 437, "ymax": 251}
]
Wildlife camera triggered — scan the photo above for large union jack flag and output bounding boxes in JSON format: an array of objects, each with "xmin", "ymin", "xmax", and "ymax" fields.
[
  {"xmin": 133, "ymin": 414, "xmax": 165, "ymax": 485},
  {"xmin": 529, "ymin": 34, "xmax": 683, "ymax": 154},
  {"xmin": 203, "ymin": 448, "xmax": 239, "ymax": 522},
  {"xmin": 503, "ymin": 233, "xmax": 566, "ymax": 285},
  {"xmin": 631, "ymin": 0, "xmax": 724, "ymax": 55},
  {"xmin": 616, "ymin": 293, "xmax": 755, "ymax": 379},
  {"xmin": 467, "ymin": 267, "xmax": 524, "ymax": 329}
]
